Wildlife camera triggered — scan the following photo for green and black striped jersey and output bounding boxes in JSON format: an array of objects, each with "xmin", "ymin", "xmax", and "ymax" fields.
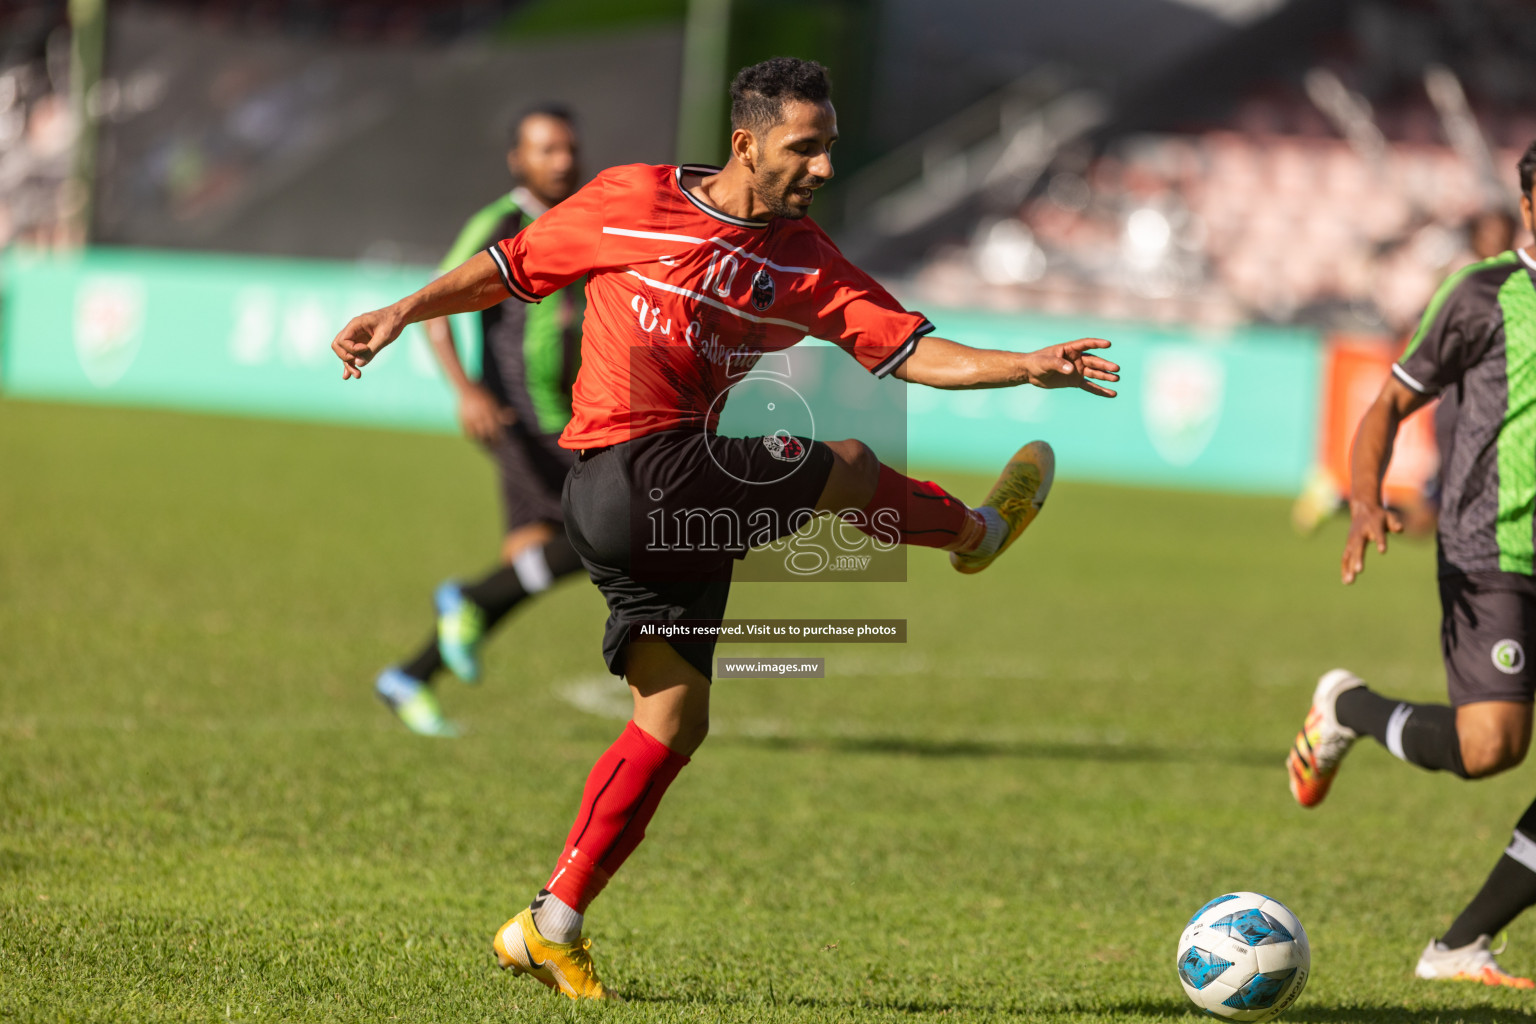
[
  {"xmin": 1396, "ymin": 249, "xmax": 1536, "ymax": 574},
  {"xmin": 441, "ymin": 187, "xmax": 584, "ymax": 436}
]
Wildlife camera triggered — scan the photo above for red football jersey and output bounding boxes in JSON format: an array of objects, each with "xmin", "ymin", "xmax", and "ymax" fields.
[{"xmin": 486, "ymin": 163, "xmax": 933, "ymax": 450}]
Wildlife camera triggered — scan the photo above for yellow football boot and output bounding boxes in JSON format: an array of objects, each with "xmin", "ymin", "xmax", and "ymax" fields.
[
  {"xmin": 950, "ymin": 440, "xmax": 1055, "ymax": 574},
  {"xmin": 492, "ymin": 908, "xmax": 611, "ymax": 1001}
]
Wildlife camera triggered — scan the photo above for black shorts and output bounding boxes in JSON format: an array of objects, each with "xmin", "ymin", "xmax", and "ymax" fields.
[
  {"xmin": 485, "ymin": 424, "xmax": 575, "ymax": 533},
  {"xmin": 561, "ymin": 429, "xmax": 835, "ymax": 679},
  {"xmin": 1439, "ymin": 571, "xmax": 1536, "ymax": 706}
]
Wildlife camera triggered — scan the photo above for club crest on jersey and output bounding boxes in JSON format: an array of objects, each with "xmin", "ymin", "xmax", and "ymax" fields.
[
  {"xmin": 762, "ymin": 431, "xmax": 804, "ymax": 463},
  {"xmin": 751, "ymin": 267, "xmax": 775, "ymax": 311}
]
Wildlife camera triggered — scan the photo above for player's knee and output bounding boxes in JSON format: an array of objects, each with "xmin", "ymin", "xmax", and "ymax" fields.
[
  {"xmin": 675, "ymin": 710, "xmax": 710, "ymax": 754},
  {"xmin": 827, "ymin": 437, "xmax": 875, "ymax": 472},
  {"xmin": 822, "ymin": 438, "xmax": 879, "ymax": 509},
  {"xmin": 1460, "ymin": 731, "xmax": 1526, "ymax": 778}
]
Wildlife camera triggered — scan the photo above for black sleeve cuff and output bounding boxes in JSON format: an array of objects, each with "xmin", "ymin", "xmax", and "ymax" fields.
[
  {"xmin": 1391, "ymin": 361, "xmax": 1436, "ymax": 395},
  {"xmin": 871, "ymin": 319, "xmax": 935, "ymax": 379},
  {"xmin": 485, "ymin": 245, "xmax": 541, "ymax": 303}
]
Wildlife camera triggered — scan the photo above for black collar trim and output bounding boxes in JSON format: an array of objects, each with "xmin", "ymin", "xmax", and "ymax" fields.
[{"xmin": 674, "ymin": 164, "xmax": 770, "ymax": 229}]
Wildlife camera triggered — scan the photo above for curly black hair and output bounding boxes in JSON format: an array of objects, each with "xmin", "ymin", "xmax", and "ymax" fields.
[
  {"xmin": 729, "ymin": 57, "xmax": 832, "ymax": 137},
  {"xmin": 1520, "ymin": 138, "xmax": 1536, "ymax": 200}
]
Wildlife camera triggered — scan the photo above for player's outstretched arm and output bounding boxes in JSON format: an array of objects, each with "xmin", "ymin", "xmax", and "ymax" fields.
[
  {"xmin": 1341, "ymin": 374, "xmax": 1431, "ymax": 584},
  {"xmin": 331, "ymin": 252, "xmax": 511, "ymax": 380},
  {"xmin": 891, "ymin": 336, "xmax": 1119, "ymax": 396}
]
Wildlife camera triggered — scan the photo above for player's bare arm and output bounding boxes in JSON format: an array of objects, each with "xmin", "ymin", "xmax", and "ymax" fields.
[
  {"xmin": 1341, "ymin": 374, "xmax": 1432, "ymax": 584},
  {"xmin": 891, "ymin": 335, "xmax": 1119, "ymax": 397},
  {"xmin": 423, "ymin": 314, "xmax": 511, "ymax": 442},
  {"xmin": 331, "ymin": 251, "xmax": 510, "ymax": 379}
]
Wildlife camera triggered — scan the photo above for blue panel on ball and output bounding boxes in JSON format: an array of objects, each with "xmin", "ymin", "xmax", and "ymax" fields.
[
  {"xmin": 1188, "ymin": 893, "xmax": 1241, "ymax": 925},
  {"xmin": 1210, "ymin": 909, "xmax": 1294, "ymax": 946},
  {"xmin": 1178, "ymin": 946, "xmax": 1234, "ymax": 991},
  {"xmin": 1222, "ymin": 968, "xmax": 1297, "ymax": 1010}
]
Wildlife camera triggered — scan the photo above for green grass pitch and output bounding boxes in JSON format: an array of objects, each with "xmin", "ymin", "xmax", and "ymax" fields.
[{"xmin": 2, "ymin": 397, "xmax": 1534, "ymax": 1023}]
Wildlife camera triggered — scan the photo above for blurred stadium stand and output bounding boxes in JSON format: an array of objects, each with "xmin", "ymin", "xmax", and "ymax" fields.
[
  {"xmin": 1, "ymin": 0, "xmax": 1296, "ymax": 264},
  {"xmin": 90, "ymin": 1, "xmax": 681, "ymax": 262},
  {"xmin": 4, "ymin": 0, "xmax": 1534, "ymax": 338},
  {"xmin": 0, "ymin": 0, "xmax": 74, "ymax": 248},
  {"xmin": 882, "ymin": 0, "xmax": 1536, "ymax": 334}
]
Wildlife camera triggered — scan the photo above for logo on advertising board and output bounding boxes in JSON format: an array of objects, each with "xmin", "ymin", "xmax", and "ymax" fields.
[
  {"xmin": 1142, "ymin": 347, "xmax": 1225, "ymax": 467},
  {"xmin": 73, "ymin": 275, "xmax": 146, "ymax": 388}
]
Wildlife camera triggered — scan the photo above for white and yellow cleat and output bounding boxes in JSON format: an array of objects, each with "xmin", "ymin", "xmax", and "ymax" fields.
[
  {"xmin": 950, "ymin": 440, "xmax": 1055, "ymax": 575},
  {"xmin": 1415, "ymin": 935, "xmax": 1535, "ymax": 989},
  {"xmin": 492, "ymin": 908, "xmax": 612, "ymax": 1001},
  {"xmin": 1286, "ymin": 668, "xmax": 1363, "ymax": 808}
]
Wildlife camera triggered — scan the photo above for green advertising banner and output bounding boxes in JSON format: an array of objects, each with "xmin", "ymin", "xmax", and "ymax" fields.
[
  {"xmin": 0, "ymin": 246, "xmax": 474, "ymax": 432},
  {"xmin": 1, "ymin": 247, "xmax": 1322, "ymax": 494},
  {"xmin": 894, "ymin": 308, "xmax": 1323, "ymax": 494}
]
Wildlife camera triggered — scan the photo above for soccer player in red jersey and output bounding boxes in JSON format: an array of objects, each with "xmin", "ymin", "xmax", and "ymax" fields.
[{"xmin": 332, "ymin": 58, "xmax": 1118, "ymax": 1000}]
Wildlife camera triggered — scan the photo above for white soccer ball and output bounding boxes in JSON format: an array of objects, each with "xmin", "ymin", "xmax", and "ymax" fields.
[{"xmin": 1175, "ymin": 892, "xmax": 1310, "ymax": 1022}]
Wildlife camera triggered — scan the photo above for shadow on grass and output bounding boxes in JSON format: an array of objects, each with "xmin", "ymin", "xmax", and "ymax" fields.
[
  {"xmin": 1102, "ymin": 998, "xmax": 1536, "ymax": 1023},
  {"xmin": 713, "ymin": 732, "xmax": 1278, "ymax": 768},
  {"xmin": 614, "ymin": 991, "xmax": 1534, "ymax": 1021}
]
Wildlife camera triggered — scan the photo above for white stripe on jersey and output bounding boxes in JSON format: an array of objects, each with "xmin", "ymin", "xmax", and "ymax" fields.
[
  {"xmin": 601, "ymin": 226, "xmax": 820, "ymax": 275},
  {"xmin": 602, "ymin": 226, "xmax": 709, "ymax": 245},
  {"xmin": 624, "ymin": 269, "xmax": 810, "ymax": 332},
  {"xmin": 708, "ymin": 239, "xmax": 819, "ymax": 276}
]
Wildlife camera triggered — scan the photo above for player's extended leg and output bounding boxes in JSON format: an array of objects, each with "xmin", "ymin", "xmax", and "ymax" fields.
[
  {"xmin": 816, "ymin": 438, "xmax": 1054, "ymax": 572},
  {"xmin": 375, "ymin": 527, "xmax": 586, "ymax": 735},
  {"xmin": 1291, "ymin": 575, "xmax": 1536, "ymax": 804},
  {"xmin": 493, "ymin": 639, "xmax": 705, "ymax": 1000},
  {"xmin": 1337, "ymin": 690, "xmax": 1530, "ymax": 779},
  {"xmin": 1416, "ymin": 791, "xmax": 1536, "ymax": 988},
  {"xmin": 1288, "ymin": 672, "xmax": 1531, "ymax": 805}
]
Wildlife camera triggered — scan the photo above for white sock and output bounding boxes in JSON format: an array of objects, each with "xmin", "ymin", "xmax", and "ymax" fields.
[
  {"xmin": 969, "ymin": 506, "xmax": 1009, "ymax": 559},
  {"xmin": 530, "ymin": 889, "xmax": 583, "ymax": 944}
]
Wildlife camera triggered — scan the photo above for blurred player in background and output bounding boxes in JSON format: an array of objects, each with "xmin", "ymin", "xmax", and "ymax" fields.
[
  {"xmin": 333, "ymin": 57, "xmax": 1118, "ymax": 1000},
  {"xmin": 1291, "ymin": 207, "xmax": 1521, "ymax": 538},
  {"xmin": 1470, "ymin": 208, "xmax": 1519, "ymax": 265},
  {"xmin": 374, "ymin": 105, "xmax": 587, "ymax": 737},
  {"xmin": 1287, "ymin": 140, "xmax": 1536, "ymax": 989}
]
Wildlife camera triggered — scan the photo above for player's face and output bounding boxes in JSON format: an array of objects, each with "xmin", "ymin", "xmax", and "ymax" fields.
[
  {"xmin": 751, "ymin": 99, "xmax": 837, "ymax": 220},
  {"xmin": 1472, "ymin": 211, "xmax": 1516, "ymax": 259},
  {"xmin": 511, "ymin": 115, "xmax": 580, "ymax": 206}
]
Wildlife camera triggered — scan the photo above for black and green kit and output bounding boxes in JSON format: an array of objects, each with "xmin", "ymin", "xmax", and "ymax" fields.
[
  {"xmin": 1397, "ymin": 249, "xmax": 1536, "ymax": 576},
  {"xmin": 441, "ymin": 187, "xmax": 584, "ymax": 437},
  {"xmin": 443, "ymin": 187, "xmax": 583, "ymax": 532},
  {"xmin": 1396, "ymin": 248, "xmax": 1536, "ymax": 705}
]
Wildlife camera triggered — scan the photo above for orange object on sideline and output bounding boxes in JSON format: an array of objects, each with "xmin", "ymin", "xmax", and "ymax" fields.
[{"xmin": 1317, "ymin": 334, "xmax": 1438, "ymax": 505}]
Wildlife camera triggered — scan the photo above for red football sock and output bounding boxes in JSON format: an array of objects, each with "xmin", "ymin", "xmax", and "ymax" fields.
[
  {"xmin": 848, "ymin": 463, "xmax": 984, "ymax": 552},
  {"xmin": 544, "ymin": 721, "xmax": 690, "ymax": 913}
]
